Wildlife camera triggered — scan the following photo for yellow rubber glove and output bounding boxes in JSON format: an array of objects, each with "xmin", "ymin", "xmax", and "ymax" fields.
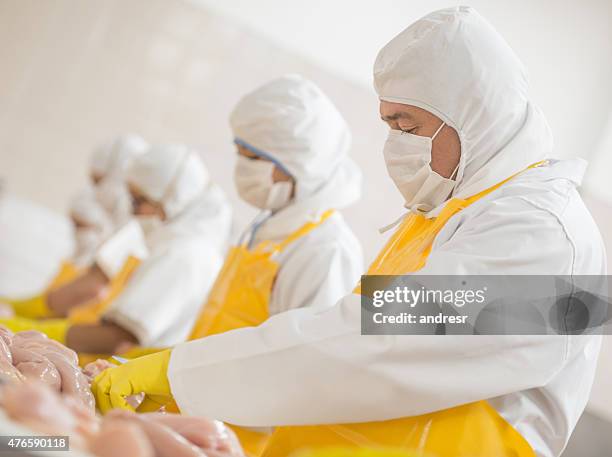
[
  {"xmin": 0, "ymin": 317, "xmax": 69, "ymax": 344},
  {"xmin": 119, "ymin": 346, "xmax": 168, "ymax": 359},
  {"xmin": 1, "ymin": 295, "xmax": 52, "ymax": 319},
  {"xmin": 92, "ymin": 349, "xmax": 173, "ymax": 413}
]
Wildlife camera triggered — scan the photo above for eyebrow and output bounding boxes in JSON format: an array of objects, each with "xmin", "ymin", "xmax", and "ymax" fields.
[{"xmin": 381, "ymin": 112, "xmax": 413, "ymax": 121}]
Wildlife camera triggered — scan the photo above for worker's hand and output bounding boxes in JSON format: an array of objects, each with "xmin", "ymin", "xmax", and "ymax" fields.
[
  {"xmin": 92, "ymin": 349, "xmax": 173, "ymax": 413},
  {"xmin": 0, "ymin": 317, "xmax": 70, "ymax": 343}
]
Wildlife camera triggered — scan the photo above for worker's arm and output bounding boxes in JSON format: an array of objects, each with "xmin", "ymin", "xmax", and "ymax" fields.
[
  {"xmin": 166, "ymin": 199, "xmax": 580, "ymax": 426},
  {"xmin": 101, "ymin": 244, "xmax": 220, "ymax": 347},
  {"xmin": 66, "ymin": 321, "xmax": 138, "ymax": 354},
  {"xmin": 47, "ymin": 264, "xmax": 109, "ymax": 316}
]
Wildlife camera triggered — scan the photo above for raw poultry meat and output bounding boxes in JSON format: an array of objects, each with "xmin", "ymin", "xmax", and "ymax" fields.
[
  {"xmin": 0, "ymin": 381, "xmax": 245, "ymax": 457},
  {"xmin": 0, "ymin": 381, "xmax": 93, "ymax": 449},
  {"xmin": 12, "ymin": 330, "xmax": 79, "ymax": 365},
  {"xmin": 10, "ymin": 345, "xmax": 61, "ymax": 390},
  {"xmin": 0, "ymin": 336, "xmax": 24, "ymax": 383},
  {"xmin": 0, "ymin": 326, "xmax": 244, "ymax": 456},
  {"xmin": 143, "ymin": 413, "xmax": 243, "ymax": 456},
  {"xmin": 42, "ymin": 351, "xmax": 94, "ymax": 411},
  {"xmin": 82, "ymin": 358, "xmax": 115, "ymax": 380},
  {"xmin": 0, "ymin": 326, "xmax": 93, "ymax": 410},
  {"xmin": 109, "ymin": 410, "xmax": 206, "ymax": 457},
  {"xmin": 88, "ymin": 417, "xmax": 154, "ymax": 457},
  {"xmin": 0, "ymin": 326, "xmax": 13, "ymax": 347}
]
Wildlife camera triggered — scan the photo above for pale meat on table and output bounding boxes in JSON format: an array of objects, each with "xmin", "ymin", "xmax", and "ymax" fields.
[{"xmin": 0, "ymin": 381, "xmax": 245, "ymax": 457}]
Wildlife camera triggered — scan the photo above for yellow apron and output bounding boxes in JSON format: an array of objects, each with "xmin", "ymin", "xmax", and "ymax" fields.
[
  {"xmin": 48, "ymin": 261, "xmax": 81, "ymax": 290},
  {"xmin": 0, "ymin": 261, "xmax": 82, "ymax": 318},
  {"xmin": 69, "ymin": 256, "xmax": 140, "ymax": 325},
  {"xmin": 72, "ymin": 256, "xmax": 141, "ymax": 366},
  {"xmin": 261, "ymin": 164, "xmax": 545, "ymax": 457},
  {"xmin": 188, "ymin": 210, "xmax": 335, "ymax": 456},
  {"xmin": 189, "ymin": 210, "xmax": 335, "ymax": 339}
]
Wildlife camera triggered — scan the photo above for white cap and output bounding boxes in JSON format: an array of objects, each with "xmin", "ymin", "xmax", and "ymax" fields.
[
  {"xmin": 374, "ymin": 6, "xmax": 553, "ymax": 199},
  {"xmin": 229, "ymin": 74, "xmax": 359, "ymax": 204},
  {"xmin": 90, "ymin": 134, "xmax": 148, "ymax": 179},
  {"xmin": 126, "ymin": 144, "xmax": 210, "ymax": 219}
]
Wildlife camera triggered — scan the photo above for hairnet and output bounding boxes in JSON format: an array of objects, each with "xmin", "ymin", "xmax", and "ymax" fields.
[
  {"xmin": 229, "ymin": 75, "xmax": 361, "ymax": 207},
  {"xmin": 374, "ymin": 6, "xmax": 553, "ymax": 199},
  {"xmin": 126, "ymin": 144, "xmax": 210, "ymax": 219},
  {"xmin": 90, "ymin": 134, "xmax": 148, "ymax": 179}
]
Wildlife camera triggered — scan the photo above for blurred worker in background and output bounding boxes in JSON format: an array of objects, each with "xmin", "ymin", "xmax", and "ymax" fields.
[
  {"xmin": 187, "ymin": 74, "xmax": 364, "ymax": 341},
  {"xmin": 72, "ymin": 133, "xmax": 148, "ymax": 266},
  {"xmin": 69, "ymin": 190, "xmax": 112, "ymax": 269},
  {"xmin": 93, "ymin": 7, "xmax": 605, "ymax": 457},
  {"xmin": 2, "ymin": 145, "xmax": 233, "ymax": 354},
  {"xmin": 2, "ymin": 134, "xmax": 148, "ymax": 318}
]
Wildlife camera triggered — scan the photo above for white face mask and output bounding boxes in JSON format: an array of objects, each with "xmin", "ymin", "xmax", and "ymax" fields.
[
  {"xmin": 234, "ymin": 155, "xmax": 293, "ymax": 210},
  {"xmin": 383, "ymin": 122, "xmax": 459, "ymax": 213},
  {"xmin": 136, "ymin": 215, "xmax": 163, "ymax": 236}
]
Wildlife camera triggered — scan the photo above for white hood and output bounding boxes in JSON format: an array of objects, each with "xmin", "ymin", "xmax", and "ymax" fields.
[
  {"xmin": 374, "ymin": 6, "xmax": 554, "ymax": 202},
  {"xmin": 90, "ymin": 134, "xmax": 148, "ymax": 180},
  {"xmin": 89, "ymin": 134, "xmax": 148, "ymax": 227},
  {"xmin": 126, "ymin": 145, "xmax": 232, "ymax": 254},
  {"xmin": 230, "ymin": 75, "xmax": 362, "ymax": 239},
  {"xmin": 127, "ymin": 144, "xmax": 210, "ymax": 219},
  {"xmin": 146, "ymin": 182, "xmax": 232, "ymax": 255}
]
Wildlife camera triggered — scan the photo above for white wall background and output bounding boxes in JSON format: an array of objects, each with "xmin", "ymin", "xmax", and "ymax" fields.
[
  {"xmin": 190, "ymin": 0, "xmax": 612, "ymax": 192},
  {"xmin": 0, "ymin": 0, "xmax": 611, "ymax": 423}
]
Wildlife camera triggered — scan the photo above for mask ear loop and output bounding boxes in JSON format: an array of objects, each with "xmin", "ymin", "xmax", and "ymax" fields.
[{"xmin": 431, "ymin": 121, "xmax": 445, "ymax": 141}]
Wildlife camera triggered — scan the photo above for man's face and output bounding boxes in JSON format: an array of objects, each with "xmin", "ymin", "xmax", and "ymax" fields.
[
  {"xmin": 379, "ymin": 101, "xmax": 461, "ymax": 178},
  {"xmin": 128, "ymin": 184, "xmax": 166, "ymax": 220}
]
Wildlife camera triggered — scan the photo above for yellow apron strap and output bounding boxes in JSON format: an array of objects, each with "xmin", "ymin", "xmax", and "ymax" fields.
[
  {"xmin": 69, "ymin": 256, "xmax": 141, "ymax": 325},
  {"xmin": 47, "ymin": 261, "xmax": 81, "ymax": 290},
  {"xmin": 457, "ymin": 160, "xmax": 547, "ymax": 207},
  {"xmin": 273, "ymin": 210, "xmax": 335, "ymax": 254}
]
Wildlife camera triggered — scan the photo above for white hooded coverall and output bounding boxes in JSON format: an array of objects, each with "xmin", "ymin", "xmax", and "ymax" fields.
[
  {"xmin": 229, "ymin": 75, "xmax": 364, "ymax": 315},
  {"xmin": 168, "ymin": 8, "xmax": 606, "ymax": 457},
  {"xmin": 71, "ymin": 134, "xmax": 148, "ymax": 265},
  {"xmin": 103, "ymin": 145, "xmax": 232, "ymax": 346}
]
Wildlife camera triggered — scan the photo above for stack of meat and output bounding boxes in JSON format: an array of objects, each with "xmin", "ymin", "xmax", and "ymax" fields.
[
  {"xmin": 1, "ymin": 381, "xmax": 244, "ymax": 456},
  {"xmin": 0, "ymin": 326, "xmax": 245, "ymax": 457},
  {"xmin": 0, "ymin": 327, "xmax": 94, "ymax": 410}
]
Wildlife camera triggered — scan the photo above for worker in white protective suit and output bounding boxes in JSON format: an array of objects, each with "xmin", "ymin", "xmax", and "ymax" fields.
[
  {"xmin": 1, "ymin": 135, "xmax": 148, "ymax": 319},
  {"xmin": 185, "ymin": 74, "xmax": 363, "ymax": 343},
  {"xmin": 93, "ymin": 7, "xmax": 606, "ymax": 457},
  {"xmin": 69, "ymin": 190, "xmax": 113, "ymax": 268},
  {"xmin": 2, "ymin": 145, "xmax": 232, "ymax": 353},
  {"xmin": 78, "ymin": 133, "xmax": 149, "ymax": 254}
]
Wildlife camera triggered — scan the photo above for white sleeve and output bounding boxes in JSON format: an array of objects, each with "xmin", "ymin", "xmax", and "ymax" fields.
[
  {"xmin": 168, "ymin": 200, "xmax": 572, "ymax": 426},
  {"xmin": 104, "ymin": 244, "xmax": 221, "ymax": 346}
]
